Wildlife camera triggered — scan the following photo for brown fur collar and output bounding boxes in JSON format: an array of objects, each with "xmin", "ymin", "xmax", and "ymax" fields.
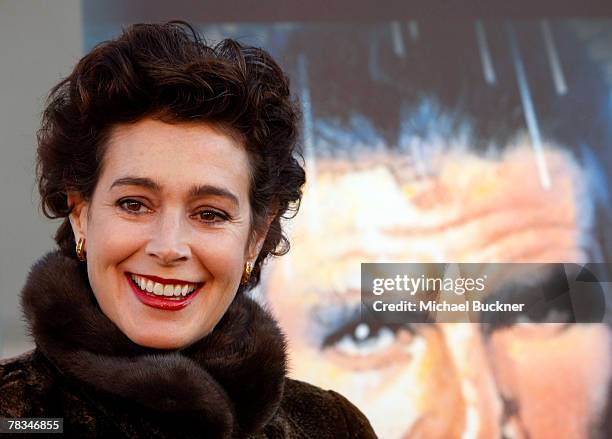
[{"xmin": 20, "ymin": 251, "xmax": 287, "ymax": 437}]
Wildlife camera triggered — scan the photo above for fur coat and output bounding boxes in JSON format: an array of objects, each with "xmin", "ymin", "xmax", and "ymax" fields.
[{"xmin": 0, "ymin": 252, "xmax": 377, "ymax": 438}]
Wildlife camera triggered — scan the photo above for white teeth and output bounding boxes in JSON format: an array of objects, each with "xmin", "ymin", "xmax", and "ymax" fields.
[
  {"xmin": 153, "ymin": 282, "xmax": 164, "ymax": 295},
  {"xmin": 131, "ymin": 274, "xmax": 198, "ymax": 298},
  {"xmin": 163, "ymin": 284, "xmax": 174, "ymax": 297}
]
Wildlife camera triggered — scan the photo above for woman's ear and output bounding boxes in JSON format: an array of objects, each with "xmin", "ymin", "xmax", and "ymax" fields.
[
  {"xmin": 67, "ymin": 192, "xmax": 90, "ymax": 242},
  {"xmin": 246, "ymin": 215, "xmax": 274, "ymax": 263}
]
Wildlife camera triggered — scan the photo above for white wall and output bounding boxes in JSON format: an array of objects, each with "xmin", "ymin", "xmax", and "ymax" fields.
[{"xmin": 0, "ymin": 0, "xmax": 83, "ymax": 358}]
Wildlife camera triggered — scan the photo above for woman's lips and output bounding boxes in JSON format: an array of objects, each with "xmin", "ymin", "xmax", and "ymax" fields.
[{"xmin": 125, "ymin": 274, "xmax": 203, "ymax": 311}]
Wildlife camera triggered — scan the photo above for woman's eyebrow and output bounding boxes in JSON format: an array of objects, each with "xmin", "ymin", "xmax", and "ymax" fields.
[
  {"xmin": 109, "ymin": 176, "xmax": 240, "ymax": 206},
  {"xmin": 189, "ymin": 184, "xmax": 239, "ymax": 207},
  {"xmin": 110, "ymin": 176, "xmax": 160, "ymax": 192}
]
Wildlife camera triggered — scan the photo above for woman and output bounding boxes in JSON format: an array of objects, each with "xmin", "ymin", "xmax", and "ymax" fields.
[{"xmin": 0, "ymin": 22, "xmax": 377, "ymax": 438}]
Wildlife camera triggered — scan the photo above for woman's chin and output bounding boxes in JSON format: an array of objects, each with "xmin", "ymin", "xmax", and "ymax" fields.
[{"xmin": 123, "ymin": 326, "xmax": 195, "ymax": 350}]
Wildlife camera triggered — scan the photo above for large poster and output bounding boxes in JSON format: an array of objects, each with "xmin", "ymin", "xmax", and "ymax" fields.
[{"xmin": 85, "ymin": 18, "xmax": 612, "ymax": 438}]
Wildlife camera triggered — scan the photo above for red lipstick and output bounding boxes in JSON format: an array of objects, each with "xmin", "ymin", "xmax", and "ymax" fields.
[{"xmin": 125, "ymin": 274, "xmax": 202, "ymax": 311}]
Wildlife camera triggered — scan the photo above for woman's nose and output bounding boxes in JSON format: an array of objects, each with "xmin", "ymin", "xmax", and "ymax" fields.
[{"xmin": 145, "ymin": 211, "xmax": 191, "ymax": 264}]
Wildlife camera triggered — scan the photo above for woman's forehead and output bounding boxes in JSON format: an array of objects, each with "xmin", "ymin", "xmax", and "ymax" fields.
[
  {"xmin": 105, "ymin": 119, "xmax": 245, "ymax": 158},
  {"xmin": 98, "ymin": 119, "xmax": 251, "ymax": 198}
]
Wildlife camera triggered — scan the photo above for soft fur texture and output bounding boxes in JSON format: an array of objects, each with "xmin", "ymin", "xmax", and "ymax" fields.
[{"xmin": 0, "ymin": 252, "xmax": 377, "ymax": 438}]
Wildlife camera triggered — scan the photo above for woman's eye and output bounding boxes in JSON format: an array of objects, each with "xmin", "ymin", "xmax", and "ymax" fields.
[
  {"xmin": 196, "ymin": 209, "xmax": 228, "ymax": 224},
  {"xmin": 117, "ymin": 199, "xmax": 148, "ymax": 214}
]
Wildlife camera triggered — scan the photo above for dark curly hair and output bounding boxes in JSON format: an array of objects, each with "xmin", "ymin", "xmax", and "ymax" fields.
[{"xmin": 36, "ymin": 21, "xmax": 305, "ymax": 290}]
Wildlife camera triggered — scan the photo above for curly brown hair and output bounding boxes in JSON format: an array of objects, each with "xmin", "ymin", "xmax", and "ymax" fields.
[{"xmin": 36, "ymin": 21, "xmax": 305, "ymax": 290}]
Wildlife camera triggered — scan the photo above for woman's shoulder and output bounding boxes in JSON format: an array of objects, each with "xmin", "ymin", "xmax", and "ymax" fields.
[
  {"xmin": 0, "ymin": 349, "xmax": 40, "ymax": 386},
  {"xmin": 270, "ymin": 377, "xmax": 378, "ymax": 438},
  {"xmin": 0, "ymin": 349, "xmax": 53, "ymax": 417}
]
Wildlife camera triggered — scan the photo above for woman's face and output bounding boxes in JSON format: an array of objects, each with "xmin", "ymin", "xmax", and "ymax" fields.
[{"xmin": 68, "ymin": 118, "xmax": 261, "ymax": 349}]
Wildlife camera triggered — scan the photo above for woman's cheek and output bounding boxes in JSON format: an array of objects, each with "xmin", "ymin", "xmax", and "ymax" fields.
[
  {"xmin": 192, "ymin": 234, "xmax": 246, "ymax": 283},
  {"xmin": 87, "ymin": 209, "xmax": 149, "ymax": 257}
]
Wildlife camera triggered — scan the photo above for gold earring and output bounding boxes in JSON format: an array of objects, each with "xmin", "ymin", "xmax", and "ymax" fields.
[
  {"xmin": 241, "ymin": 261, "xmax": 253, "ymax": 285},
  {"xmin": 76, "ymin": 237, "xmax": 87, "ymax": 262}
]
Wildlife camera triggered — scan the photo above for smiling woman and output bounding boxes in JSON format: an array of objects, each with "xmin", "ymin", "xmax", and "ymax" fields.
[{"xmin": 0, "ymin": 22, "xmax": 377, "ymax": 438}]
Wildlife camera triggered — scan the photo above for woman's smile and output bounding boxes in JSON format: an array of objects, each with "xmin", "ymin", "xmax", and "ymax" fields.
[
  {"xmin": 128, "ymin": 271, "xmax": 205, "ymax": 303},
  {"xmin": 126, "ymin": 273, "xmax": 205, "ymax": 311},
  {"xmin": 129, "ymin": 272, "xmax": 203, "ymax": 296}
]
